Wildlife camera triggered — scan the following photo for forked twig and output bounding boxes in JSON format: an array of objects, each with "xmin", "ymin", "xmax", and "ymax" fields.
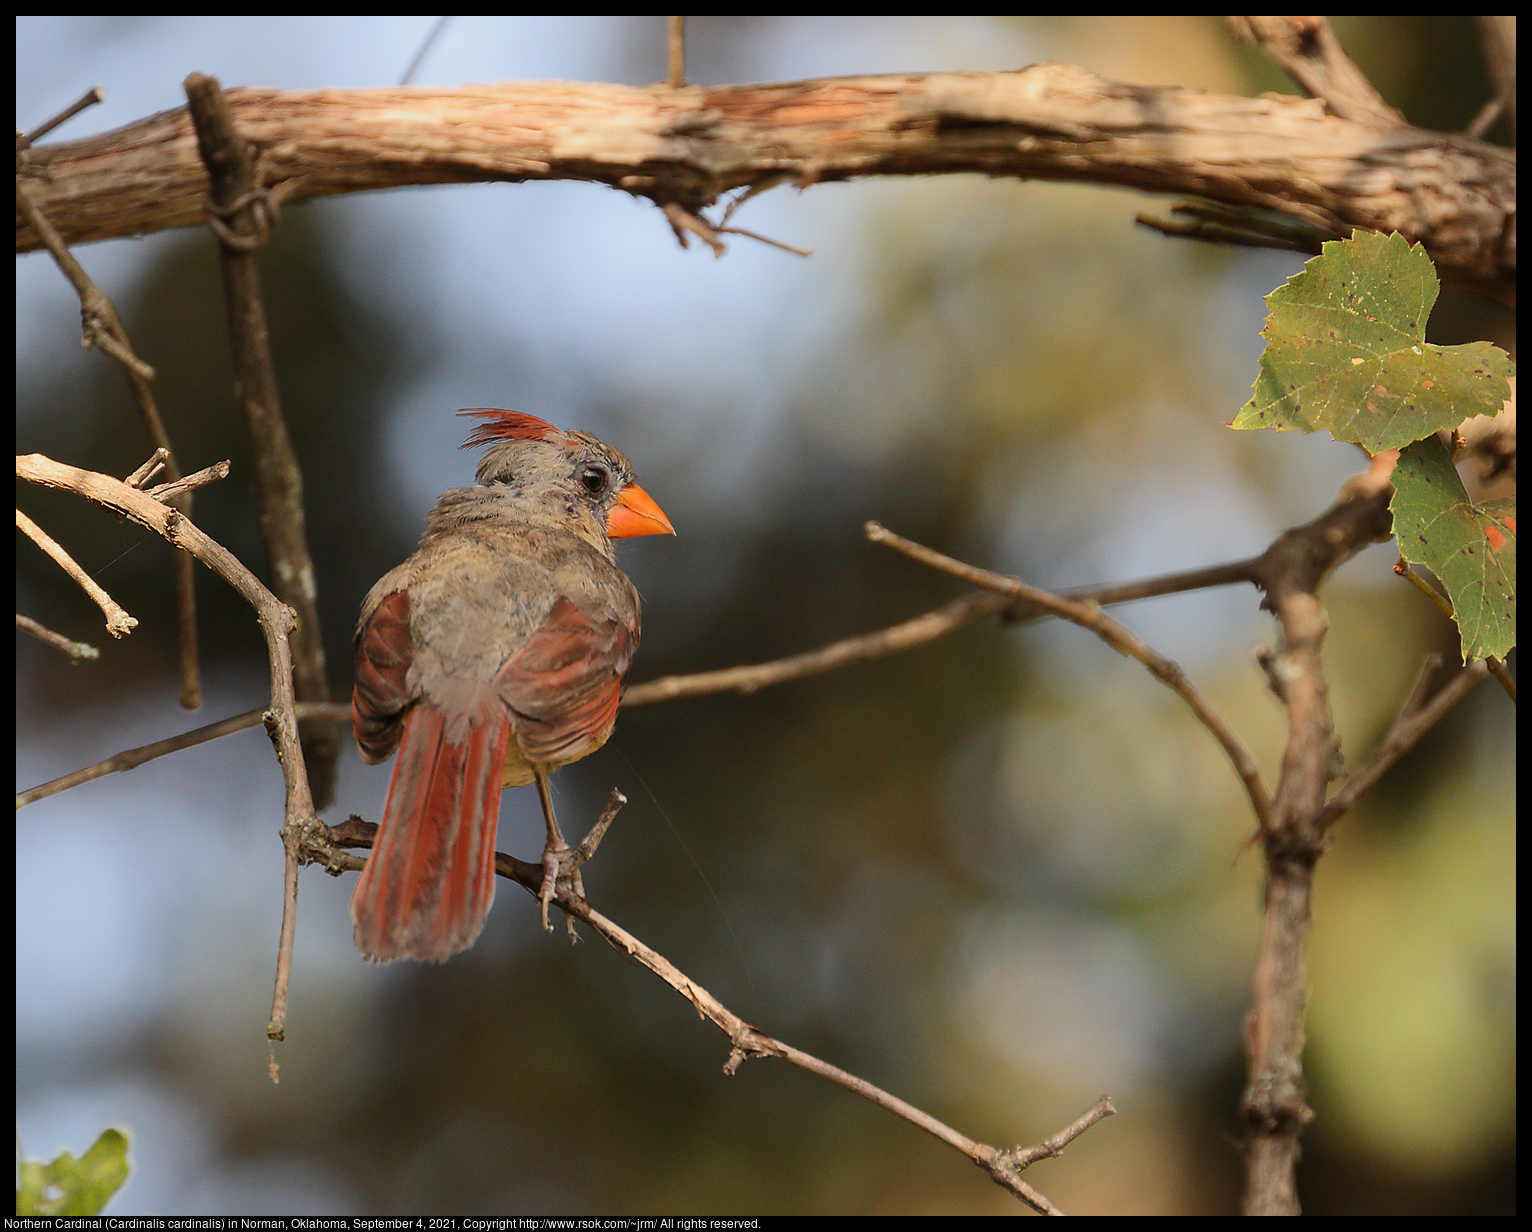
[
  {"xmin": 16, "ymin": 174, "xmax": 203, "ymax": 707},
  {"xmin": 865, "ymin": 521, "xmax": 1274, "ymax": 829},
  {"xmin": 15, "ymin": 453, "xmax": 315, "ymax": 1059}
]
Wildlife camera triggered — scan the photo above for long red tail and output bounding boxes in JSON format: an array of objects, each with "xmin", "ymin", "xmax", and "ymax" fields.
[{"xmin": 350, "ymin": 704, "xmax": 511, "ymax": 962}]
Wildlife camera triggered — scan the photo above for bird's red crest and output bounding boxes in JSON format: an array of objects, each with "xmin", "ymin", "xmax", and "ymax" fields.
[{"xmin": 458, "ymin": 408, "xmax": 562, "ymax": 450}]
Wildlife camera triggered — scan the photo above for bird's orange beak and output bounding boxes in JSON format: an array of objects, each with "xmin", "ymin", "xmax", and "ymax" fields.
[{"xmin": 607, "ymin": 482, "xmax": 676, "ymax": 538}]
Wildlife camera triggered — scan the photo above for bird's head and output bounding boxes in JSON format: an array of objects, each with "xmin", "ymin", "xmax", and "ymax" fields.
[{"xmin": 456, "ymin": 408, "xmax": 675, "ymax": 545}]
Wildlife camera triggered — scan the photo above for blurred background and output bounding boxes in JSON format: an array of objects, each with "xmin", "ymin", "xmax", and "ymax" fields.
[{"xmin": 16, "ymin": 16, "xmax": 1514, "ymax": 1216}]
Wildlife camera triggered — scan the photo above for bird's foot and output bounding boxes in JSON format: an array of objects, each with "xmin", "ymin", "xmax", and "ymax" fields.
[
  {"xmin": 536, "ymin": 789, "xmax": 628, "ymax": 935},
  {"xmin": 538, "ymin": 839, "xmax": 584, "ymax": 934}
]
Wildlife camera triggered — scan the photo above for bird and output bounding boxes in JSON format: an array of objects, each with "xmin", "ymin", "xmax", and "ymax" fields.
[{"xmin": 348, "ymin": 408, "xmax": 674, "ymax": 962}]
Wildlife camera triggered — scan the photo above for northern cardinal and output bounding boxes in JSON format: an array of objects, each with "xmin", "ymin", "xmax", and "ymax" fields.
[{"xmin": 349, "ymin": 409, "xmax": 674, "ymax": 962}]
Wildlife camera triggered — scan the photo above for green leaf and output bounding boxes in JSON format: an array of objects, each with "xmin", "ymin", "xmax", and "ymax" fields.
[
  {"xmin": 1232, "ymin": 231, "xmax": 1513, "ymax": 452},
  {"xmin": 1392, "ymin": 435, "xmax": 1516, "ymax": 661},
  {"xmin": 15, "ymin": 1128, "xmax": 131, "ymax": 1216}
]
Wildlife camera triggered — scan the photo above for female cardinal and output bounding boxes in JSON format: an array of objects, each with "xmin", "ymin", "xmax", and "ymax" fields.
[{"xmin": 349, "ymin": 409, "xmax": 674, "ymax": 962}]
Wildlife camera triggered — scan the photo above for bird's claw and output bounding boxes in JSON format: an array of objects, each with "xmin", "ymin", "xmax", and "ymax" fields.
[{"xmin": 538, "ymin": 839, "xmax": 584, "ymax": 933}]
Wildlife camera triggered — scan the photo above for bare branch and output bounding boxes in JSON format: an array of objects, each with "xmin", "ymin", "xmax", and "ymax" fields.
[
  {"xmin": 16, "ymin": 701, "xmax": 352, "ymax": 811},
  {"xmin": 1317, "ymin": 660, "xmax": 1493, "ymax": 832},
  {"xmin": 1236, "ymin": 463, "xmax": 1396, "ymax": 1215},
  {"xmin": 865, "ymin": 521, "xmax": 1273, "ymax": 828},
  {"xmin": 626, "ymin": 556, "xmax": 1261, "ymax": 707},
  {"xmin": 17, "ymin": 85, "xmax": 105, "ymax": 148},
  {"xmin": 15, "ymin": 177, "xmax": 203, "ymax": 706},
  {"xmin": 624, "ymin": 591, "xmax": 1014, "ymax": 706},
  {"xmin": 184, "ymin": 72, "xmax": 339, "ymax": 809},
  {"xmin": 1230, "ymin": 16, "xmax": 1408, "ymax": 129},
  {"xmin": 21, "ymin": 543, "xmax": 1270, "ymax": 806},
  {"xmin": 667, "ymin": 16, "xmax": 686, "ymax": 90},
  {"xmin": 315, "ymin": 812, "xmax": 1110, "ymax": 1213},
  {"xmin": 15, "ymin": 452, "xmax": 315, "ymax": 1053},
  {"xmin": 15, "ymin": 68, "xmax": 1515, "ymax": 301},
  {"xmin": 15, "ymin": 612, "xmax": 100, "ymax": 661},
  {"xmin": 16, "ymin": 507, "xmax": 137, "ymax": 638}
]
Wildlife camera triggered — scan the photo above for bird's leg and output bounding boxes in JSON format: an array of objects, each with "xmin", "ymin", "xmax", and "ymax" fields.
[{"xmin": 533, "ymin": 765, "xmax": 582, "ymax": 932}]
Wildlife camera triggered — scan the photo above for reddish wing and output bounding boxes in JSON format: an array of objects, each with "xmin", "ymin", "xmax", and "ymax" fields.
[
  {"xmin": 495, "ymin": 596, "xmax": 638, "ymax": 766},
  {"xmin": 352, "ymin": 590, "xmax": 416, "ymax": 764}
]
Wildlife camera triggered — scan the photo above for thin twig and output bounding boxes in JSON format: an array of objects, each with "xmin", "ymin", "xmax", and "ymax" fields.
[
  {"xmin": 624, "ymin": 591, "xmax": 1013, "ymax": 706},
  {"xmin": 718, "ymin": 175, "xmax": 794, "ymax": 227},
  {"xmin": 1003, "ymin": 1096, "xmax": 1117, "ymax": 1171},
  {"xmin": 124, "ymin": 449, "xmax": 171, "ymax": 489},
  {"xmin": 18, "ymin": 85, "xmax": 105, "ymax": 149},
  {"xmin": 21, "ymin": 550, "xmax": 1265, "ymax": 807},
  {"xmin": 16, "ymin": 508, "xmax": 138, "ymax": 638},
  {"xmin": 1468, "ymin": 16, "xmax": 1515, "ymax": 140},
  {"xmin": 625, "ymin": 556, "xmax": 1261, "ymax": 707},
  {"xmin": 145, "ymin": 460, "xmax": 232, "ymax": 503},
  {"xmin": 1398, "ymin": 652, "xmax": 1445, "ymax": 720},
  {"xmin": 1464, "ymin": 92, "xmax": 1511, "ymax": 141},
  {"xmin": 16, "ymin": 701, "xmax": 352, "ymax": 810},
  {"xmin": 667, "ymin": 16, "xmax": 686, "ymax": 89},
  {"xmin": 1394, "ymin": 557, "xmax": 1455, "ymax": 619},
  {"xmin": 15, "ymin": 613, "xmax": 100, "ymax": 661},
  {"xmin": 865, "ymin": 521, "xmax": 1273, "ymax": 829},
  {"xmin": 15, "ymin": 177, "xmax": 203, "ymax": 708},
  {"xmin": 714, "ymin": 224, "xmax": 813, "ymax": 257},
  {"xmin": 661, "ymin": 200, "xmax": 726, "ymax": 256},
  {"xmin": 1135, "ymin": 199, "xmax": 1340, "ymax": 258},
  {"xmin": 1315, "ymin": 660, "xmax": 1491, "ymax": 832},
  {"xmin": 316, "ymin": 812, "xmax": 1108, "ymax": 1213}
]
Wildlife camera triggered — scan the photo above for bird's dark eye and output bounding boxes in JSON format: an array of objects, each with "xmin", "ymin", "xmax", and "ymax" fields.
[{"xmin": 579, "ymin": 465, "xmax": 609, "ymax": 495}]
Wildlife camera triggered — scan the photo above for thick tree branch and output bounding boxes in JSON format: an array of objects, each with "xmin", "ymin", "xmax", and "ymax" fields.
[
  {"xmin": 15, "ymin": 66, "xmax": 1514, "ymax": 302},
  {"xmin": 1237, "ymin": 459, "xmax": 1397, "ymax": 1215}
]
